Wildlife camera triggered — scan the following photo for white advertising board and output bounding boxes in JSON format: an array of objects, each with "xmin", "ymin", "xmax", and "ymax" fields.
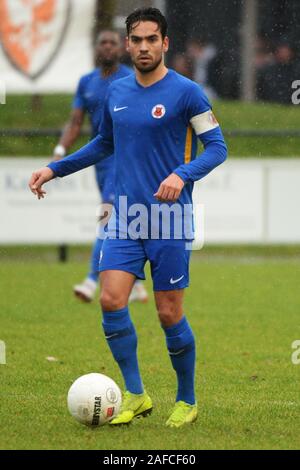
[
  {"xmin": 0, "ymin": 158, "xmax": 99, "ymax": 244},
  {"xmin": 1, "ymin": 158, "xmax": 300, "ymax": 245}
]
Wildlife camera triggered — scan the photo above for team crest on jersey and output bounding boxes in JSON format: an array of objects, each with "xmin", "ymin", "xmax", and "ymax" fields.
[
  {"xmin": 0, "ymin": 0, "xmax": 71, "ymax": 80},
  {"xmin": 152, "ymin": 104, "xmax": 166, "ymax": 119}
]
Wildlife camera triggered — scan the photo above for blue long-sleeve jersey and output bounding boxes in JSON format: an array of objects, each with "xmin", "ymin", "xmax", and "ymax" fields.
[{"xmin": 48, "ymin": 69, "xmax": 227, "ymax": 239}]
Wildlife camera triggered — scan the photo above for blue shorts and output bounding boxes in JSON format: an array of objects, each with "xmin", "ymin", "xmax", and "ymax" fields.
[{"xmin": 99, "ymin": 238, "xmax": 192, "ymax": 291}]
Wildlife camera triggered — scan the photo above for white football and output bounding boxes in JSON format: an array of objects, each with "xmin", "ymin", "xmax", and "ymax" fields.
[{"xmin": 67, "ymin": 373, "xmax": 122, "ymax": 426}]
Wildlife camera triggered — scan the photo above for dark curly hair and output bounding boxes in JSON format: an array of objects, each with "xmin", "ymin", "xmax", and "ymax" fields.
[{"xmin": 125, "ymin": 8, "xmax": 168, "ymax": 39}]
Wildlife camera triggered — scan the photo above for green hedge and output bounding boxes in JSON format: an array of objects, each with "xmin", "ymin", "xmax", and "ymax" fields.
[{"xmin": 1, "ymin": 96, "xmax": 299, "ymax": 157}]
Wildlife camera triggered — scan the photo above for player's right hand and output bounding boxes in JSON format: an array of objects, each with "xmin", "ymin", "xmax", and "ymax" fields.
[{"xmin": 29, "ymin": 167, "xmax": 54, "ymax": 199}]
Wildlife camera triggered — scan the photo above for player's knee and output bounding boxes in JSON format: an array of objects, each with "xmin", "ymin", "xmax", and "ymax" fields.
[
  {"xmin": 156, "ymin": 291, "xmax": 183, "ymax": 327},
  {"xmin": 100, "ymin": 290, "xmax": 125, "ymax": 311},
  {"xmin": 157, "ymin": 304, "xmax": 180, "ymax": 327}
]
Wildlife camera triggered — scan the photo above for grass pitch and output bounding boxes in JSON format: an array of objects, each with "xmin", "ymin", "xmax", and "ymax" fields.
[{"xmin": 0, "ymin": 251, "xmax": 300, "ymax": 450}]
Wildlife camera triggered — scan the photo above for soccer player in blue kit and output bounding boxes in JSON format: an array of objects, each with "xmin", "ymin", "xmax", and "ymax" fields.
[
  {"xmin": 53, "ymin": 30, "xmax": 148, "ymax": 304},
  {"xmin": 29, "ymin": 8, "xmax": 227, "ymax": 427}
]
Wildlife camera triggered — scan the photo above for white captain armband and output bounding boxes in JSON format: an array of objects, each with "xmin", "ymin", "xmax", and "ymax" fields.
[{"xmin": 190, "ymin": 110, "xmax": 219, "ymax": 135}]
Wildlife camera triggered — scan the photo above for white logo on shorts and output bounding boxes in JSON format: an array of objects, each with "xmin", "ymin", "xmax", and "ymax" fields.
[{"xmin": 170, "ymin": 275, "xmax": 184, "ymax": 285}]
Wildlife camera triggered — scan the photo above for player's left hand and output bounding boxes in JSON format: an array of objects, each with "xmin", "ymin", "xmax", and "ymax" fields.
[{"xmin": 154, "ymin": 173, "xmax": 185, "ymax": 202}]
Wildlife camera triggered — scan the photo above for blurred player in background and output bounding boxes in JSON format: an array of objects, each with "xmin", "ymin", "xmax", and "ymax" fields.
[{"xmin": 53, "ymin": 30, "xmax": 148, "ymax": 304}]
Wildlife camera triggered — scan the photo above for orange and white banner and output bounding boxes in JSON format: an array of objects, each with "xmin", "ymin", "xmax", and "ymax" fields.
[{"xmin": 0, "ymin": 0, "xmax": 95, "ymax": 93}]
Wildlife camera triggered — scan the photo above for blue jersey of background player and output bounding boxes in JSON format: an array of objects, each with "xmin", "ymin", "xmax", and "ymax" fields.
[
  {"xmin": 31, "ymin": 8, "xmax": 227, "ymax": 428},
  {"xmin": 72, "ymin": 66, "xmax": 131, "ymax": 200},
  {"xmin": 52, "ymin": 30, "xmax": 148, "ymax": 304}
]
